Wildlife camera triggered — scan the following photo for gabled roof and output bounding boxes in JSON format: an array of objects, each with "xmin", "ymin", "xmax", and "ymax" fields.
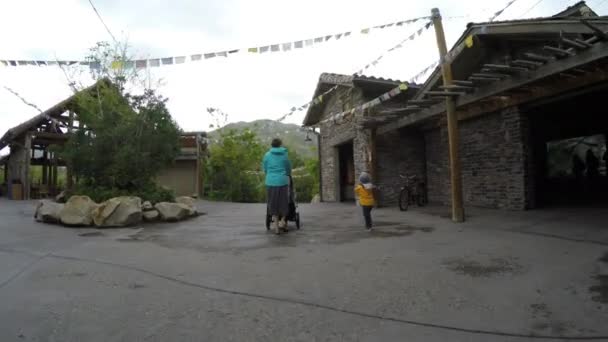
[
  {"xmin": 0, "ymin": 78, "xmax": 116, "ymax": 151},
  {"xmin": 302, "ymin": 73, "xmax": 417, "ymax": 126},
  {"xmin": 413, "ymin": 4, "xmax": 607, "ymax": 102},
  {"xmin": 376, "ymin": 2, "xmax": 608, "ymax": 133},
  {"xmin": 553, "ymin": 1, "xmax": 597, "ymax": 18}
]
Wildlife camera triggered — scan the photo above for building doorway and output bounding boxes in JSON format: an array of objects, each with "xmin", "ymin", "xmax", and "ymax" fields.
[
  {"xmin": 338, "ymin": 141, "xmax": 355, "ymax": 202},
  {"xmin": 527, "ymin": 85, "xmax": 608, "ymax": 207}
]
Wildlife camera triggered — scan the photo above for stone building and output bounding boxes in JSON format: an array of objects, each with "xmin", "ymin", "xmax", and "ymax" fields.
[{"xmin": 303, "ymin": 1, "xmax": 608, "ymax": 210}]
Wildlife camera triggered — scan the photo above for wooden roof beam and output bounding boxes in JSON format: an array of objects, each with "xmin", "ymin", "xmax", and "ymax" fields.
[
  {"xmin": 483, "ymin": 64, "xmax": 529, "ymax": 73},
  {"xmin": 543, "ymin": 45, "xmax": 577, "ymax": 57},
  {"xmin": 512, "ymin": 60, "xmax": 544, "ymax": 68},
  {"xmin": 524, "ymin": 53, "xmax": 555, "ymax": 62},
  {"xmin": 575, "ymin": 38, "xmax": 595, "ymax": 48},
  {"xmin": 453, "ymin": 80, "xmax": 475, "ymax": 87},
  {"xmin": 408, "ymin": 99, "xmax": 442, "ymax": 105},
  {"xmin": 472, "ymin": 72, "xmax": 510, "ymax": 79},
  {"xmin": 469, "ymin": 76, "xmax": 501, "ymax": 82},
  {"xmin": 580, "ymin": 19, "xmax": 608, "ymax": 41},
  {"xmin": 439, "ymin": 85, "xmax": 476, "ymax": 92},
  {"xmin": 425, "ymin": 91, "xmax": 466, "ymax": 97},
  {"xmin": 561, "ymin": 38, "xmax": 588, "ymax": 50}
]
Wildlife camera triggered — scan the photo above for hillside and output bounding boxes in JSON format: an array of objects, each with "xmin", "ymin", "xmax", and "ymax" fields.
[{"xmin": 208, "ymin": 120, "xmax": 318, "ymax": 159}]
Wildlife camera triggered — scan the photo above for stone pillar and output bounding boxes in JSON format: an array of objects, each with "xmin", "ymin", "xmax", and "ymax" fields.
[{"xmin": 353, "ymin": 127, "xmax": 372, "ymax": 181}]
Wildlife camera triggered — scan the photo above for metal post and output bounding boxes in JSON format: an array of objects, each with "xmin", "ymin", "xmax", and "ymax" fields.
[{"xmin": 431, "ymin": 8, "xmax": 465, "ymax": 222}]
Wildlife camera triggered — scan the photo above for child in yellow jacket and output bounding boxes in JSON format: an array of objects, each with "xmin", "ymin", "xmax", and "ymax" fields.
[{"xmin": 354, "ymin": 172, "xmax": 376, "ymax": 230}]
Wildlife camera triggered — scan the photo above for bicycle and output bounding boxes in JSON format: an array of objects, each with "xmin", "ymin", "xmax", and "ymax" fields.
[{"xmin": 398, "ymin": 174, "xmax": 428, "ymax": 211}]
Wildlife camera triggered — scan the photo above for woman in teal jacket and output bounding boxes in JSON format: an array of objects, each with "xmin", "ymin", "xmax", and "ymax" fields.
[{"xmin": 262, "ymin": 138, "xmax": 292, "ymax": 234}]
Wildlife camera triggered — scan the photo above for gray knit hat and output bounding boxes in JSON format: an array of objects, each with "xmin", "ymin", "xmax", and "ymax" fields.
[{"xmin": 359, "ymin": 172, "xmax": 371, "ymax": 184}]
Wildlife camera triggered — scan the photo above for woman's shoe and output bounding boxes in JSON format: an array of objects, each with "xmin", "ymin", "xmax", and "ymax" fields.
[{"xmin": 272, "ymin": 216, "xmax": 280, "ymax": 234}]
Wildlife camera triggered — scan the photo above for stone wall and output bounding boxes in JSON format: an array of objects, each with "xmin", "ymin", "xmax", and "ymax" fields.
[
  {"xmin": 424, "ymin": 107, "xmax": 532, "ymax": 210},
  {"xmin": 425, "ymin": 127, "xmax": 449, "ymax": 205},
  {"xmin": 318, "ymin": 87, "xmax": 365, "ymax": 202},
  {"xmin": 376, "ymin": 129, "xmax": 426, "ymax": 206}
]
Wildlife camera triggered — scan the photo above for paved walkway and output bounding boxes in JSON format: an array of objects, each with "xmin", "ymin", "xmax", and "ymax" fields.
[{"xmin": 0, "ymin": 199, "xmax": 607, "ymax": 341}]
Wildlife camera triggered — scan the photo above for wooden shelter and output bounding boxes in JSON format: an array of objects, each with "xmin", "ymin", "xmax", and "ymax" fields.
[
  {"xmin": 0, "ymin": 79, "xmax": 208, "ymax": 200},
  {"xmin": 0, "ymin": 80, "xmax": 111, "ymax": 199}
]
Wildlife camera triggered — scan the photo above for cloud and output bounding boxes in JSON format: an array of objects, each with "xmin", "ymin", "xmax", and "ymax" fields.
[{"xmin": 0, "ymin": 0, "xmax": 596, "ymax": 156}]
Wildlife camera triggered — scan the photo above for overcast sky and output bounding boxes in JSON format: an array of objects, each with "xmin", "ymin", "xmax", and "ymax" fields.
[{"xmin": 1, "ymin": 0, "xmax": 605, "ymax": 154}]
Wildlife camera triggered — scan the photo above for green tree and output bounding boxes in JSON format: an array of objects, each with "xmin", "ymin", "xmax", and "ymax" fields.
[
  {"xmin": 206, "ymin": 129, "xmax": 265, "ymax": 202},
  {"xmin": 59, "ymin": 42, "xmax": 181, "ymax": 203}
]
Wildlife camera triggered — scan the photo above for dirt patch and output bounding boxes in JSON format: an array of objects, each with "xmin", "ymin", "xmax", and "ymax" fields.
[
  {"xmin": 443, "ymin": 257, "xmax": 522, "ymax": 277},
  {"xmin": 590, "ymin": 275, "xmax": 608, "ymax": 303}
]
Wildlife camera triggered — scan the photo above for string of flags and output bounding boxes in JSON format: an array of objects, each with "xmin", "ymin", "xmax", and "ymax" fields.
[
  {"xmin": 313, "ymin": 31, "xmax": 477, "ymax": 127},
  {"xmin": 276, "ymin": 20, "xmax": 434, "ymax": 122},
  {"xmin": 353, "ymin": 21, "xmax": 433, "ymax": 76},
  {"xmin": 488, "ymin": 0, "xmax": 518, "ymax": 22},
  {"xmin": 318, "ymin": 83, "xmax": 410, "ymax": 126},
  {"xmin": 408, "ymin": 60, "xmax": 439, "ymax": 84},
  {"xmin": 0, "ymin": 15, "xmax": 432, "ymax": 69},
  {"xmin": 408, "ymin": 0, "xmax": 517, "ymax": 84}
]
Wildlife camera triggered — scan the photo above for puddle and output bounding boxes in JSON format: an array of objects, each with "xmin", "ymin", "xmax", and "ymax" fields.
[
  {"xmin": 78, "ymin": 231, "xmax": 104, "ymax": 237},
  {"xmin": 530, "ymin": 303, "xmax": 551, "ymax": 319},
  {"xmin": 128, "ymin": 282, "xmax": 146, "ymax": 290},
  {"xmin": 266, "ymin": 255, "xmax": 286, "ymax": 262},
  {"xmin": 590, "ymin": 275, "xmax": 608, "ymax": 303},
  {"xmin": 443, "ymin": 257, "xmax": 522, "ymax": 277}
]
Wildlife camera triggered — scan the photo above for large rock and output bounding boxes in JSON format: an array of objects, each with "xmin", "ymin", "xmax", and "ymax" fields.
[
  {"xmin": 175, "ymin": 196, "xmax": 197, "ymax": 216},
  {"xmin": 155, "ymin": 202, "xmax": 191, "ymax": 222},
  {"xmin": 142, "ymin": 201, "xmax": 153, "ymax": 211},
  {"xmin": 35, "ymin": 200, "xmax": 64, "ymax": 223},
  {"xmin": 55, "ymin": 191, "xmax": 68, "ymax": 203},
  {"xmin": 311, "ymin": 194, "xmax": 321, "ymax": 204},
  {"xmin": 60, "ymin": 196, "xmax": 99, "ymax": 226},
  {"xmin": 143, "ymin": 210, "xmax": 160, "ymax": 222},
  {"xmin": 93, "ymin": 197, "xmax": 142, "ymax": 228}
]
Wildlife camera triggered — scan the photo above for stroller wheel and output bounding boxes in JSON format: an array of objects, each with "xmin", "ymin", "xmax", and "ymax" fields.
[{"xmin": 295, "ymin": 213, "xmax": 301, "ymax": 230}]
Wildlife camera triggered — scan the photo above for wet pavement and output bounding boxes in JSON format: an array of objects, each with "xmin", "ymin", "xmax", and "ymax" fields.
[{"xmin": 0, "ymin": 199, "xmax": 607, "ymax": 341}]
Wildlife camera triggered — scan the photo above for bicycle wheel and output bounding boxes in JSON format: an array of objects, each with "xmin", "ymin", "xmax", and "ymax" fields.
[
  {"xmin": 399, "ymin": 188, "xmax": 409, "ymax": 211},
  {"xmin": 416, "ymin": 183, "xmax": 428, "ymax": 207}
]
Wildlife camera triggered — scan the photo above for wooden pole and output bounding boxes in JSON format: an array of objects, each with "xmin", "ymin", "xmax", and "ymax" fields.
[
  {"xmin": 432, "ymin": 8, "xmax": 465, "ymax": 222},
  {"xmin": 42, "ymin": 150, "xmax": 48, "ymax": 185},
  {"xmin": 66, "ymin": 111, "xmax": 74, "ymax": 190},
  {"xmin": 24, "ymin": 134, "xmax": 32, "ymax": 200}
]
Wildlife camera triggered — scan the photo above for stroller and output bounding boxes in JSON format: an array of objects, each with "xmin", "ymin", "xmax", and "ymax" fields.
[{"xmin": 266, "ymin": 176, "xmax": 301, "ymax": 231}]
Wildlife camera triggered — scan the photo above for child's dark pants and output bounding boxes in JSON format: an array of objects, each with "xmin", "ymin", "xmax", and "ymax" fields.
[{"xmin": 362, "ymin": 206, "xmax": 373, "ymax": 228}]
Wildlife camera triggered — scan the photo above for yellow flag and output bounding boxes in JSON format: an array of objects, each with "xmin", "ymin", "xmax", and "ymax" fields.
[
  {"xmin": 399, "ymin": 83, "xmax": 408, "ymax": 91},
  {"xmin": 111, "ymin": 60, "xmax": 122, "ymax": 70},
  {"xmin": 465, "ymin": 35, "xmax": 474, "ymax": 48},
  {"xmin": 248, "ymin": 47, "xmax": 258, "ymax": 53}
]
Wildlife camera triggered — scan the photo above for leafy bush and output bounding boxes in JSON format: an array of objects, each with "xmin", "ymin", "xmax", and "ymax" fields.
[
  {"xmin": 205, "ymin": 128, "xmax": 320, "ymax": 203},
  {"xmin": 68, "ymin": 182, "xmax": 175, "ymax": 204},
  {"xmin": 205, "ymin": 128, "xmax": 265, "ymax": 202}
]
